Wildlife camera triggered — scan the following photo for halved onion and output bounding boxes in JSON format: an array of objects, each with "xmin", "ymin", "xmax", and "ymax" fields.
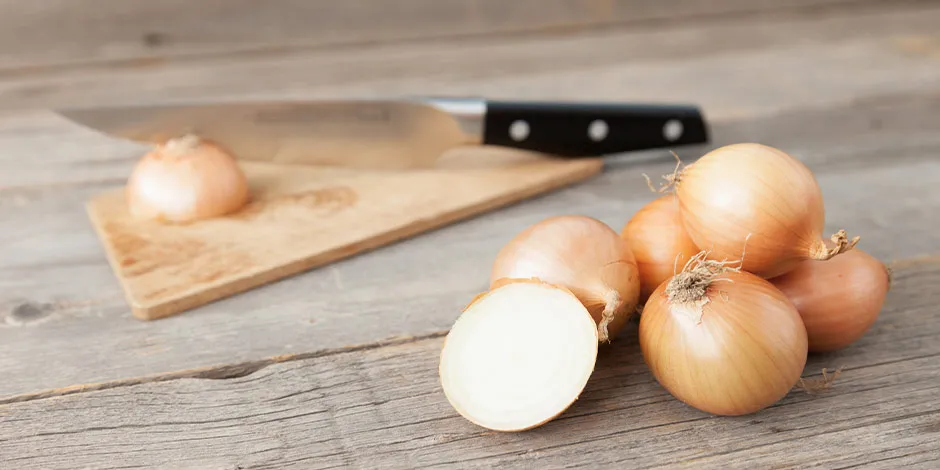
[{"xmin": 439, "ymin": 280, "xmax": 598, "ymax": 431}]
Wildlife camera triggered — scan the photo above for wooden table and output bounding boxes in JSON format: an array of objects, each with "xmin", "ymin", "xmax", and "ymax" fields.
[{"xmin": 2, "ymin": 1, "xmax": 940, "ymax": 468}]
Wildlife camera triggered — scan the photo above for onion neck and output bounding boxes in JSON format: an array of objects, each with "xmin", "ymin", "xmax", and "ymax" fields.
[
  {"xmin": 164, "ymin": 134, "xmax": 203, "ymax": 156},
  {"xmin": 809, "ymin": 229, "xmax": 861, "ymax": 261},
  {"xmin": 596, "ymin": 290, "xmax": 622, "ymax": 343}
]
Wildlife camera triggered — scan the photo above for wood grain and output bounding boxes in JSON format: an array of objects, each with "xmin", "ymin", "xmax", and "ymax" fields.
[
  {"xmin": 1, "ymin": 257, "xmax": 937, "ymax": 469},
  {"xmin": 86, "ymin": 157, "xmax": 602, "ymax": 320},
  {"xmin": 2, "ymin": 91, "xmax": 938, "ymax": 401},
  {"xmin": 2, "ymin": 3, "xmax": 940, "ymax": 399},
  {"xmin": 4, "ymin": 4, "xmax": 939, "ymax": 111},
  {"xmin": 0, "ymin": 0, "xmax": 888, "ymax": 70}
]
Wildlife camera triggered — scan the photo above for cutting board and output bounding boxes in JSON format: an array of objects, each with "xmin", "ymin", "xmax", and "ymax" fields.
[{"xmin": 86, "ymin": 149, "xmax": 603, "ymax": 320}]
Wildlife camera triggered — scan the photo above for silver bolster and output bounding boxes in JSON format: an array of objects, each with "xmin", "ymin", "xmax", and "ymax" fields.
[{"xmin": 423, "ymin": 97, "xmax": 486, "ymax": 144}]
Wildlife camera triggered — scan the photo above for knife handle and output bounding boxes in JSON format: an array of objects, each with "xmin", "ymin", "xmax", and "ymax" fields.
[{"xmin": 481, "ymin": 101, "xmax": 709, "ymax": 157}]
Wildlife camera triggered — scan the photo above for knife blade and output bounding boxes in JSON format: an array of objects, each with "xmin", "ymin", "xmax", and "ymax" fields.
[{"xmin": 55, "ymin": 97, "xmax": 709, "ymax": 170}]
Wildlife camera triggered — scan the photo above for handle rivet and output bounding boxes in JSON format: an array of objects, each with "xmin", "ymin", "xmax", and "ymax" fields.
[
  {"xmin": 509, "ymin": 120, "xmax": 530, "ymax": 141},
  {"xmin": 588, "ymin": 120, "xmax": 609, "ymax": 142},
  {"xmin": 664, "ymin": 119, "xmax": 684, "ymax": 142}
]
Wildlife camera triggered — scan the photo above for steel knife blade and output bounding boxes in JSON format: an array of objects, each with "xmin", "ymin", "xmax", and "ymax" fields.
[{"xmin": 55, "ymin": 96, "xmax": 709, "ymax": 169}]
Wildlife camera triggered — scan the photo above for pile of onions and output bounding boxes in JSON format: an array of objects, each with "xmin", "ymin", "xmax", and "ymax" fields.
[
  {"xmin": 126, "ymin": 134, "xmax": 250, "ymax": 223},
  {"xmin": 630, "ymin": 142, "xmax": 890, "ymax": 415},
  {"xmin": 669, "ymin": 143, "xmax": 858, "ymax": 279},
  {"xmin": 639, "ymin": 253, "xmax": 808, "ymax": 415},
  {"xmin": 621, "ymin": 194, "xmax": 699, "ymax": 304},
  {"xmin": 489, "ymin": 215, "xmax": 641, "ymax": 343},
  {"xmin": 439, "ymin": 141, "xmax": 892, "ymax": 429}
]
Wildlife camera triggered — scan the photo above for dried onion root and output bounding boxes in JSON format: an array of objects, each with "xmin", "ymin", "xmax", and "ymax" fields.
[{"xmin": 639, "ymin": 252, "xmax": 808, "ymax": 416}]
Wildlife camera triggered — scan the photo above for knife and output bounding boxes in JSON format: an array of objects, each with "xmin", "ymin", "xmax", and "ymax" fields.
[{"xmin": 56, "ymin": 97, "xmax": 709, "ymax": 170}]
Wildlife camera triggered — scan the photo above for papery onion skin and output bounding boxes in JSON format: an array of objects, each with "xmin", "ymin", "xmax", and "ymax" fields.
[
  {"xmin": 772, "ymin": 248, "xmax": 889, "ymax": 353},
  {"xmin": 126, "ymin": 134, "xmax": 250, "ymax": 223},
  {"xmin": 621, "ymin": 195, "xmax": 700, "ymax": 303},
  {"xmin": 490, "ymin": 215, "xmax": 641, "ymax": 342},
  {"xmin": 675, "ymin": 143, "xmax": 845, "ymax": 279},
  {"xmin": 639, "ymin": 265, "xmax": 808, "ymax": 416}
]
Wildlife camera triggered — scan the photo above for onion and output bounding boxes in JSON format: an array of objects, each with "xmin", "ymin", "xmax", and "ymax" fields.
[
  {"xmin": 665, "ymin": 143, "xmax": 858, "ymax": 278},
  {"xmin": 126, "ymin": 134, "xmax": 250, "ymax": 223},
  {"xmin": 621, "ymin": 194, "xmax": 700, "ymax": 303},
  {"xmin": 771, "ymin": 247, "xmax": 889, "ymax": 352},
  {"xmin": 639, "ymin": 253, "xmax": 808, "ymax": 416},
  {"xmin": 490, "ymin": 215, "xmax": 641, "ymax": 342},
  {"xmin": 439, "ymin": 279, "xmax": 598, "ymax": 431}
]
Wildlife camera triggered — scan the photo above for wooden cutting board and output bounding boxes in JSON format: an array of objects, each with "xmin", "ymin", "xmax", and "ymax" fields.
[{"xmin": 86, "ymin": 149, "xmax": 603, "ymax": 320}]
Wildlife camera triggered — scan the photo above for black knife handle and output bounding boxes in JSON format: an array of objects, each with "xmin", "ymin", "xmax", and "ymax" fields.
[{"xmin": 481, "ymin": 100, "xmax": 708, "ymax": 157}]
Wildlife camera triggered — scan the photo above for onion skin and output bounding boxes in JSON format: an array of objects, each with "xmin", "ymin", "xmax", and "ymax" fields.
[
  {"xmin": 771, "ymin": 248, "xmax": 889, "ymax": 353},
  {"xmin": 621, "ymin": 195, "xmax": 700, "ymax": 303},
  {"xmin": 126, "ymin": 134, "xmax": 250, "ymax": 223},
  {"xmin": 640, "ymin": 265, "xmax": 808, "ymax": 416},
  {"xmin": 675, "ymin": 143, "xmax": 851, "ymax": 278},
  {"xmin": 490, "ymin": 215, "xmax": 640, "ymax": 342}
]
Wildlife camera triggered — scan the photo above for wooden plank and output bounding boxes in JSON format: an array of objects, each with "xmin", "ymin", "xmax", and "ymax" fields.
[
  {"xmin": 0, "ymin": 0, "xmax": 886, "ymax": 70},
  {"xmin": 2, "ymin": 5, "xmax": 940, "ymax": 399},
  {"xmin": 3, "ymin": 4, "xmax": 940, "ymax": 111},
  {"xmin": 1, "ymin": 257, "xmax": 938, "ymax": 469},
  {"xmin": 1, "ymin": 93, "xmax": 938, "ymax": 401}
]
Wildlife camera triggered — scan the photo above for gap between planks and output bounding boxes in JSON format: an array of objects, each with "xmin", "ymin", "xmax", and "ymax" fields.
[
  {"xmin": 0, "ymin": 331, "xmax": 448, "ymax": 405},
  {"xmin": 3, "ymin": 254, "xmax": 938, "ymax": 407}
]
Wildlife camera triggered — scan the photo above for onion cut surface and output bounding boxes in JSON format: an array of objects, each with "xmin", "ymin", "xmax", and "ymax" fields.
[{"xmin": 439, "ymin": 281, "xmax": 599, "ymax": 431}]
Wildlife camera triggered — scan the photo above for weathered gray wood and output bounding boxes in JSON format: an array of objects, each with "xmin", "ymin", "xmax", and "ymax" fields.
[
  {"xmin": 0, "ymin": 0, "xmax": 889, "ymax": 70},
  {"xmin": 0, "ymin": 98, "xmax": 937, "ymax": 401},
  {"xmin": 1, "ymin": 257, "xmax": 937, "ymax": 469},
  {"xmin": 3, "ymin": 4, "xmax": 940, "ymax": 111},
  {"xmin": 2, "ymin": 3, "xmax": 940, "ymax": 399}
]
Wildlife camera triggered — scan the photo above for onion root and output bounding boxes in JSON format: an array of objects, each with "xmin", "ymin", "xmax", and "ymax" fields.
[
  {"xmin": 795, "ymin": 367, "xmax": 844, "ymax": 395},
  {"xmin": 663, "ymin": 251, "xmax": 741, "ymax": 323},
  {"xmin": 642, "ymin": 151, "xmax": 684, "ymax": 194}
]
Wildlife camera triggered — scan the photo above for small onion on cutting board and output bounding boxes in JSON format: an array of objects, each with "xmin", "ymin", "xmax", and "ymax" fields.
[{"xmin": 126, "ymin": 134, "xmax": 250, "ymax": 223}]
